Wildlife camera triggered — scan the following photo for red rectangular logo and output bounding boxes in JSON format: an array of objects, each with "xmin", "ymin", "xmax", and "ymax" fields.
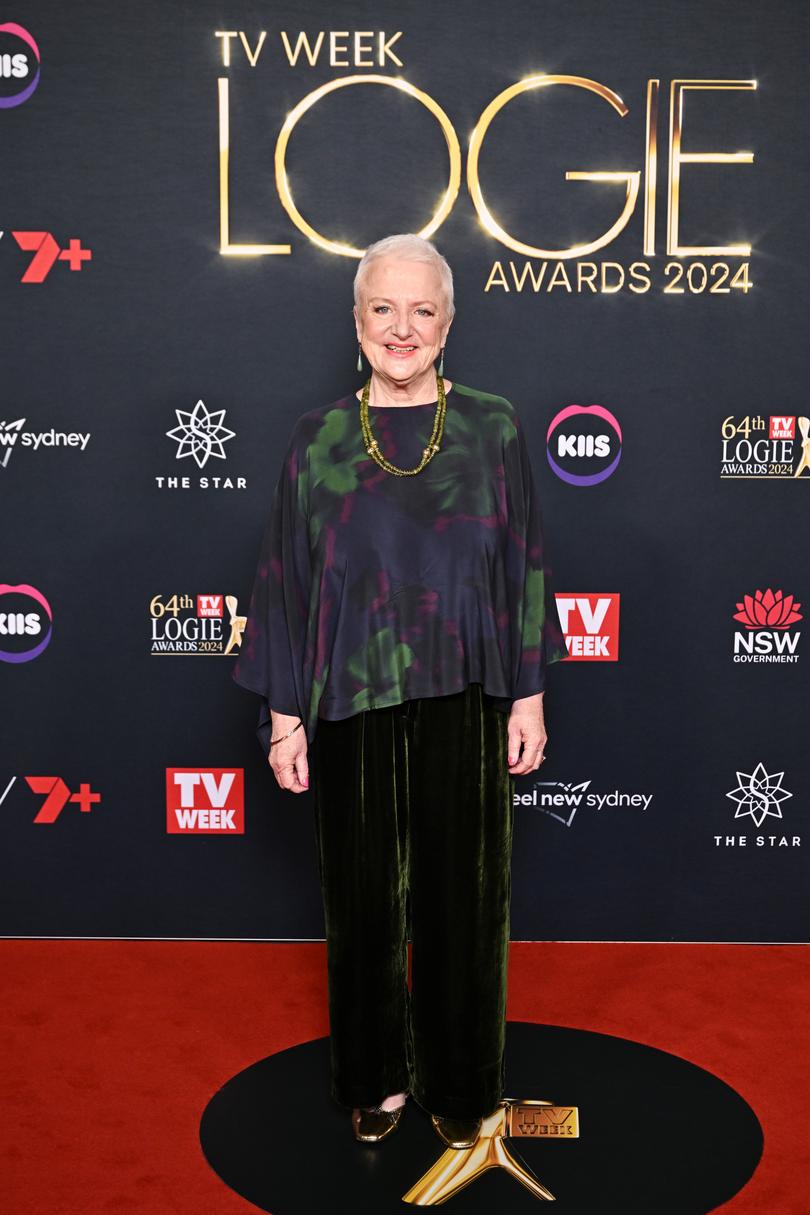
[
  {"xmin": 166, "ymin": 768, "xmax": 245, "ymax": 834},
  {"xmin": 769, "ymin": 415, "xmax": 795, "ymax": 440},
  {"xmin": 556, "ymin": 593, "xmax": 620, "ymax": 661},
  {"xmin": 197, "ymin": 594, "xmax": 224, "ymax": 618}
]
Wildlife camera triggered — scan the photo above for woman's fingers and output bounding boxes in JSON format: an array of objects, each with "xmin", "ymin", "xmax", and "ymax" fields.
[
  {"xmin": 276, "ymin": 763, "xmax": 306, "ymax": 793},
  {"xmin": 507, "ymin": 721, "xmax": 548, "ymax": 775},
  {"xmin": 270, "ymin": 742, "xmax": 310, "ymax": 793}
]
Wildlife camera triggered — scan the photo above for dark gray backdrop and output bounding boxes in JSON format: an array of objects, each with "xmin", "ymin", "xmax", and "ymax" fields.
[{"xmin": 2, "ymin": 0, "xmax": 807, "ymax": 940}]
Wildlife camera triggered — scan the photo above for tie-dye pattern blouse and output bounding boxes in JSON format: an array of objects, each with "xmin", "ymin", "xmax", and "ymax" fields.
[{"xmin": 232, "ymin": 381, "xmax": 569, "ymax": 755}]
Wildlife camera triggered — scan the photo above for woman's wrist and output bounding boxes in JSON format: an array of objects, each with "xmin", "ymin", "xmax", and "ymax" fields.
[{"xmin": 269, "ymin": 709, "xmax": 304, "ymax": 748}]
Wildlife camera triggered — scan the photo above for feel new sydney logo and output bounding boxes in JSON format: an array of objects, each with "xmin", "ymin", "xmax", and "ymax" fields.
[{"xmin": 515, "ymin": 779, "xmax": 653, "ymax": 827}]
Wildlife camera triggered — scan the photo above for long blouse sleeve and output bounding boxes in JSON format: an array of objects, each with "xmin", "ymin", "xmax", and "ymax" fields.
[
  {"xmin": 503, "ymin": 408, "xmax": 569, "ymax": 696},
  {"xmin": 231, "ymin": 422, "xmax": 313, "ymax": 756}
]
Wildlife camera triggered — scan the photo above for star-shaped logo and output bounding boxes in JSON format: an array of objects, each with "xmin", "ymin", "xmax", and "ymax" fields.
[
  {"xmin": 726, "ymin": 762, "xmax": 793, "ymax": 828},
  {"xmin": 166, "ymin": 399, "xmax": 235, "ymax": 468}
]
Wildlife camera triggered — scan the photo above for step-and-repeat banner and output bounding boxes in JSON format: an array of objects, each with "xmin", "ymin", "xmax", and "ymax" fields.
[{"xmin": 3, "ymin": 1, "xmax": 807, "ymax": 941}]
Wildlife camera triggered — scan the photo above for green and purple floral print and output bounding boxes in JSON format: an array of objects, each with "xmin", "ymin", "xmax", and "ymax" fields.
[{"xmin": 232, "ymin": 381, "xmax": 569, "ymax": 754}]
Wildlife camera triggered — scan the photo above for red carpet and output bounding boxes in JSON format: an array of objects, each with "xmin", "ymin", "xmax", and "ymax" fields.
[{"xmin": 0, "ymin": 941, "xmax": 806, "ymax": 1213}]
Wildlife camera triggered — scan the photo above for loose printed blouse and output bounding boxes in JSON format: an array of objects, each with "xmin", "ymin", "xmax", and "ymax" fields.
[{"xmin": 232, "ymin": 381, "xmax": 569, "ymax": 754}]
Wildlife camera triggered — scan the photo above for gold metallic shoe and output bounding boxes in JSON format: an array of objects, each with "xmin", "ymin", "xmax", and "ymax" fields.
[
  {"xmin": 351, "ymin": 1103, "xmax": 405, "ymax": 1143},
  {"xmin": 430, "ymin": 1112, "xmax": 483, "ymax": 1149}
]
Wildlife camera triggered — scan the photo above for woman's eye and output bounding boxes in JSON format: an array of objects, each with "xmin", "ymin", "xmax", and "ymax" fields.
[{"xmin": 373, "ymin": 305, "xmax": 433, "ymax": 316}]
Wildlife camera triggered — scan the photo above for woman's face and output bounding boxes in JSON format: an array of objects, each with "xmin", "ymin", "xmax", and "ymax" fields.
[{"xmin": 354, "ymin": 255, "xmax": 452, "ymax": 387}]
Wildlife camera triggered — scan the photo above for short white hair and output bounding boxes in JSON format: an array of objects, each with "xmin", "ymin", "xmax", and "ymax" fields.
[{"xmin": 353, "ymin": 233, "xmax": 455, "ymax": 321}]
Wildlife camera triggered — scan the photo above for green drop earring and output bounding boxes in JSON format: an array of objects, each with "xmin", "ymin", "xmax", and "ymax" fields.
[
  {"xmin": 438, "ymin": 345, "xmax": 445, "ymax": 376},
  {"xmin": 357, "ymin": 342, "xmax": 363, "ymax": 372}
]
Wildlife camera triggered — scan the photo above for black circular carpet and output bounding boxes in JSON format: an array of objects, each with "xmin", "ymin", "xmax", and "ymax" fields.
[{"xmin": 200, "ymin": 1021, "xmax": 763, "ymax": 1213}]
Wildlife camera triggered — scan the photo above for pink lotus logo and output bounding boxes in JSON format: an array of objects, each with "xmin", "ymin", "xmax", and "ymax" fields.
[{"xmin": 732, "ymin": 588, "xmax": 802, "ymax": 630}]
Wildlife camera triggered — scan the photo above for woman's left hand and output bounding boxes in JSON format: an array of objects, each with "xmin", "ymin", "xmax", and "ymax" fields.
[{"xmin": 507, "ymin": 692, "xmax": 548, "ymax": 775}]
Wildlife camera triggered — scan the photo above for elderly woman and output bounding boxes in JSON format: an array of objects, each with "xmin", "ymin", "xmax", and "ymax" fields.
[{"xmin": 232, "ymin": 232, "xmax": 568, "ymax": 1150}]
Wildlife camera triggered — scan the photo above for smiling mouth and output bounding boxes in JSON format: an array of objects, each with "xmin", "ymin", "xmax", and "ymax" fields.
[{"xmin": 385, "ymin": 344, "xmax": 417, "ymax": 354}]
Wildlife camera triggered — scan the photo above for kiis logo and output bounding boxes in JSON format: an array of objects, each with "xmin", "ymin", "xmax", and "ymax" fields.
[
  {"xmin": 732, "ymin": 587, "xmax": 802, "ymax": 664},
  {"xmin": 546, "ymin": 405, "xmax": 622, "ymax": 485},
  {"xmin": 0, "ymin": 23, "xmax": 40, "ymax": 108},
  {"xmin": 0, "ymin": 583, "xmax": 53, "ymax": 662},
  {"xmin": 166, "ymin": 768, "xmax": 245, "ymax": 834},
  {"xmin": 556, "ymin": 593, "xmax": 619, "ymax": 660}
]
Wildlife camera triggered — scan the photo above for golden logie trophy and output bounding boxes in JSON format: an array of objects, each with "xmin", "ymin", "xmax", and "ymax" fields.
[{"xmin": 403, "ymin": 1098, "xmax": 580, "ymax": 1204}]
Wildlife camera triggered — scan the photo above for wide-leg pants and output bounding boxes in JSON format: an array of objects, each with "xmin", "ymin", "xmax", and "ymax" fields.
[{"xmin": 310, "ymin": 681, "xmax": 515, "ymax": 1120}]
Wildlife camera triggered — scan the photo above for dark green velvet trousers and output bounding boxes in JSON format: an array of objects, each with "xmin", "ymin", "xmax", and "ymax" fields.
[{"xmin": 311, "ymin": 682, "xmax": 515, "ymax": 1120}]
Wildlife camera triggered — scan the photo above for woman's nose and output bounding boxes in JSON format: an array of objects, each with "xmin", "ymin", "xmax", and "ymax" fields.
[{"xmin": 391, "ymin": 314, "xmax": 412, "ymax": 336}]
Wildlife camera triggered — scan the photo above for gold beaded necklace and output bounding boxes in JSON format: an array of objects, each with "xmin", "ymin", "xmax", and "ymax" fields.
[{"xmin": 359, "ymin": 370, "xmax": 447, "ymax": 476}]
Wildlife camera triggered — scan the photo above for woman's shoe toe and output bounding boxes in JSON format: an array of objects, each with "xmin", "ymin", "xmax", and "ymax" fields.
[
  {"xmin": 351, "ymin": 1103, "xmax": 405, "ymax": 1142},
  {"xmin": 430, "ymin": 1112, "xmax": 483, "ymax": 1149}
]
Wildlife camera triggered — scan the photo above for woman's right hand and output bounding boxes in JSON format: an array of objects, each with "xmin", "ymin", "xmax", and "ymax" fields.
[{"xmin": 268, "ymin": 710, "xmax": 309, "ymax": 793}]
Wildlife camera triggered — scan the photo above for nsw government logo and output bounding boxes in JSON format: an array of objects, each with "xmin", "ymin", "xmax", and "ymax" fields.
[
  {"xmin": 166, "ymin": 768, "xmax": 245, "ymax": 834},
  {"xmin": 732, "ymin": 587, "xmax": 802, "ymax": 664},
  {"xmin": 715, "ymin": 763, "xmax": 798, "ymax": 848}
]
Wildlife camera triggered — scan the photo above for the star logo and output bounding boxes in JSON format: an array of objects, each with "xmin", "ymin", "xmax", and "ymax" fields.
[
  {"xmin": 166, "ymin": 399, "xmax": 235, "ymax": 468},
  {"xmin": 726, "ymin": 762, "xmax": 793, "ymax": 828}
]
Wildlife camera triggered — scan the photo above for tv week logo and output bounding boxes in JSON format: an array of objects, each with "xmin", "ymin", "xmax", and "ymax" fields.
[
  {"xmin": 769, "ymin": 416, "xmax": 795, "ymax": 441},
  {"xmin": 556, "ymin": 593, "xmax": 620, "ymax": 660},
  {"xmin": 198, "ymin": 594, "xmax": 223, "ymax": 618},
  {"xmin": 166, "ymin": 768, "xmax": 244, "ymax": 834}
]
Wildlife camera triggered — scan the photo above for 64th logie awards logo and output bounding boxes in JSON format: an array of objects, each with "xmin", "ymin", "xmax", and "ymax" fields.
[{"xmin": 720, "ymin": 414, "xmax": 810, "ymax": 478}]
